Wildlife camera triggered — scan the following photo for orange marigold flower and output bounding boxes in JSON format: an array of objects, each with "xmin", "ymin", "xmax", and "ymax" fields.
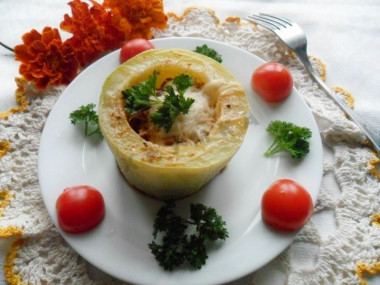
[
  {"xmin": 103, "ymin": 0, "xmax": 167, "ymax": 39},
  {"xmin": 60, "ymin": 0, "xmax": 125, "ymax": 67},
  {"xmin": 14, "ymin": 27, "xmax": 78, "ymax": 90}
]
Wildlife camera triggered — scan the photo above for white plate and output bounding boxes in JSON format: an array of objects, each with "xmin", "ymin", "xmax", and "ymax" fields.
[{"xmin": 38, "ymin": 37, "xmax": 323, "ymax": 285}]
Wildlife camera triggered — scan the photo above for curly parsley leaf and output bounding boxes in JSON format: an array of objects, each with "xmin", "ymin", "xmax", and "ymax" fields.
[
  {"xmin": 148, "ymin": 201, "xmax": 229, "ymax": 271},
  {"xmin": 69, "ymin": 103, "xmax": 102, "ymax": 138},
  {"xmin": 122, "ymin": 70, "xmax": 160, "ymax": 114},
  {"xmin": 172, "ymin": 73, "xmax": 194, "ymax": 96},
  {"xmin": 184, "ymin": 235, "xmax": 208, "ymax": 269},
  {"xmin": 150, "ymin": 83, "xmax": 195, "ymax": 132},
  {"xmin": 189, "ymin": 203, "xmax": 229, "ymax": 241},
  {"xmin": 152, "ymin": 200, "xmax": 187, "ymax": 238},
  {"xmin": 149, "ymin": 237, "xmax": 187, "ymax": 271},
  {"xmin": 122, "ymin": 71, "xmax": 195, "ymax": 132},
  {"xmin": 264, "ymin": 120, "xmax": 312, "ymax": 159},
  {"xmin": 194, "ymin": 44, "xmax": 223, "ymax": 63}
]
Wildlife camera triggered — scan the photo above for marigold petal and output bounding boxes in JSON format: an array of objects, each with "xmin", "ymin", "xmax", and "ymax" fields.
[
  {"xmin": 60, "ymin": 14, "xmax": 75, "ymax": 32},
  {"xmin": 14, "ymin": 45, "xmax": 34, "ymax": 62},
  {"xmin": 103, "ymin": 0, "xmax": 167, "ymax": 39},
  {"xmin": 35, "ymin": 77, "xmax": 50, "ymax": 90},
  {"xmin": 29, "ymin": 41, "xmax": 47, "ymax": 56},
  {"xmin": 15, "ymin": 0, "xmax": 167, "ymax": 89},
  {"xmin": 41, "ymin": 27, "xmax": 62, "ymax": 45},
  {"xmin": 31, "ymin": 68, "xmax": 46, "ymax": 79},
  {"xmin": 21, "ymin": 29, "xmax": 42, "ymax": 45},
  {"xmin": 16, "ymin": 26, "xmax": 79, "ymax": 89},
  {"xmin": 60, "ymin": 0, "xmax": 126, "ymax": 67}
]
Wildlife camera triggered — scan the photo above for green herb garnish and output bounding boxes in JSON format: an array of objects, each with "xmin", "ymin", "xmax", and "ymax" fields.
[
  {"xmin": 122, "ymin": 71, "xmax": 195, "ymax": 132},
  {"xmin": 150, "ymin": 74, "xmax": 195, "ymax": 132},
  {"xmin": 264, "ymin": 120, "xmax": 312, "ymax": 159},
  {"xmin": 149, "ymin": 201, "xmax": 229, "ymax": 271},
  {"xmin": 172, "ymin": 73, "xmax": 194, "ymax": 96},
  {"xmin": 194, "ymin": 44, "xmax": 223, "ymax": 63},
  {"xmin": 69, "ymin": 103, "xmax": 102, "ymax": 138},
  {"xmin": 121, "ymin": 70, "xmax": 160, "ymax": 114}
]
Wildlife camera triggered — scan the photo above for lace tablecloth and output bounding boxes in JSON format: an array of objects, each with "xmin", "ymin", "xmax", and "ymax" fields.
[{"xmin": 0, "ymin": 1, "xmax": 379, "ymax": 285}]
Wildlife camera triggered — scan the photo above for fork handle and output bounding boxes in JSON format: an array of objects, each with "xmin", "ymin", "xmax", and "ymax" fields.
[{"xmin": 295, "ymin": 46, "xmax": 380, "ymax": 154}]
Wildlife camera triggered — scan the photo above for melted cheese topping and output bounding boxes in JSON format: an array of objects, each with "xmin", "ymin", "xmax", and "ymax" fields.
[
  {"xmin": 169, "ymin": 86, "xmax": 215, "ymax": 144},
  {"xmin": 130, "ymin": 84, "xmax": 215, "ymax": 145}
]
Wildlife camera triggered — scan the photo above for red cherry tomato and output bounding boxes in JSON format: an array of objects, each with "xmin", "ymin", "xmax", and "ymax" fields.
[
  {"xmin": 251, "ymin": 62, "xmax": 293, "ymax": 102},
  {"xmin": 120, "ymin": 38, "xmax": 155, "ymax": 63},
  {"xmin": 261, "ymin": 179, "xmax": 313, "ymax": 231},
  {"xmin": 56, "ymin": 185, "xmax": 105, "ymax": 234}
]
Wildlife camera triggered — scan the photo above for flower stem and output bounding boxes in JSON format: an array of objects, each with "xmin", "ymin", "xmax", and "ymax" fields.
[{"xmin": 0, "ymin": 42, "xmax": 14, "ymax": 52}]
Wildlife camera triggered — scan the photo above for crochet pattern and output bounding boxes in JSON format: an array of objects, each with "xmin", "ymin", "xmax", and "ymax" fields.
[{"xmin": 0, "ymin": 8, "xmax": 379, "ymax": 285}]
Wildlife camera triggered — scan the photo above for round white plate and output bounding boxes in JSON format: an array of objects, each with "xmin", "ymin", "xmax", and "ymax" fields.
[{"xmin": 38, "ymin": 37, "xmax": 323, "ymax": 285}]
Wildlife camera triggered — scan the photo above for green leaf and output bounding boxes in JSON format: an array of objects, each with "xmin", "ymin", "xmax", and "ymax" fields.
[
  {"xmin": 172, "ymin": 74, "xmax": 194, "ymax": 96},
  {"xmin": 150, "ymin": 75, "xmax": 195, "ymax": 132},
  {"xmin": 122, "ymin": 70, "xmax": 195, "ymax": 132},
  {"xmin": 194, "ymin": 44, "xmax": 223, "ymax": 63},
  {"xmin": 264, "ymin": 120, "xmax": 312, "ymax": 159},
  {"xmin": 149, "ymin": 239, "xmax": 186, "ymax": 271},
  {"xmin": 184, "ymin": 235, "xmax": 208, "ymax": 269},
  {"xmin": 122, "ymin": 70, "xmax": 159, "ymax": 114},
  {"xmin": 190, "ymin": 203, "xmax": 229, "ymax": 241},
  {"xmin": 69, "ymin": 103, "xmax": 102, "ymax": 138},
  {"xmin": 149, "ymin": 201, "xmax": 229, "ymax": 271}
]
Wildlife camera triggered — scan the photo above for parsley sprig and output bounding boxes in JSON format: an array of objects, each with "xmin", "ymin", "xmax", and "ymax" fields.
[
  {"xmin": 149, "ymin": 201, "xmax": 229, "ymax": 271},
  {"xmin": 122, "ymin": 70, "xmax": 160, "ymax": 114},
  {"xmin": 194, "ymin": 44, "xmax": 223, "ymax": 63},
  {"xmin": 122, "ymin": 71, "xmax": 195, "ymax": 132},
  {"xmin": 69, "ymin": 103, "xmax": 102, "ymax": 138},
  {"xmin": 264, "ymin": 120, "xmax": 312, "ymax": 159},
  {"xmin": 151, "ymin": 74, "xmax": 195, "ymax": 132}
]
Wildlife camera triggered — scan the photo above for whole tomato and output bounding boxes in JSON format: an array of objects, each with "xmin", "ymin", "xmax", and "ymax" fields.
[
  {"xmin": 120, "ymin": 38, "xmax": 155, "ymax": 63},
  {"xmin": 56, "ymin": 185, "xmax": 105, "ymax": 234},
  {"xmin": 261, "ymin": 179, "xmax": 313, "ymax": 231},
  {"xmin": 251, "ymin": 62, "xmax": 293, "ymax": 102}
]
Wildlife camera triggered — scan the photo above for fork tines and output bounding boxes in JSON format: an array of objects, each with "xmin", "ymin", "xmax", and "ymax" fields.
[{"xmin": 245, "ymin": 14, "xmax": 292, "ymax": 30}]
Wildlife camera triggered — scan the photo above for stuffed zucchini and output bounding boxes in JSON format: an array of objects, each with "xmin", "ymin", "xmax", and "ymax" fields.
[{"xmin": 98, "ymin": 48, "xmax": 250, "ymax": 199}]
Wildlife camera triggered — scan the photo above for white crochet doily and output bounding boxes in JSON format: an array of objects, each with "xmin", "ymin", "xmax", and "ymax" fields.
[{"xmin": 0, "ymin": 8, "xmax": 379, "ymax": 285}]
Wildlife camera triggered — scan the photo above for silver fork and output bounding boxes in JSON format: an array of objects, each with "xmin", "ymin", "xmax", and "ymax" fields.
[{"xmin": 245, "ymin": 13, "xmax": 380, "ymax": 154}]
